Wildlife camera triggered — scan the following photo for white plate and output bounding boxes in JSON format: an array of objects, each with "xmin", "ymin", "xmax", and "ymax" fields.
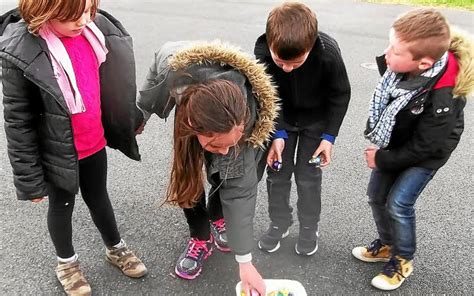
[{"xmin": 235, "ymin": 279, "xmax": 307, "ymax": 296}]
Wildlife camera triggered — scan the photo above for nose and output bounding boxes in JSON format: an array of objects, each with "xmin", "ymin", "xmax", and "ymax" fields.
[
  {"xmin": 282, "ymin": 64, "xmax": 293, "ymax": 73},
  {"xmin": 77, "ymin": 14, "xmax": 90, "ymax": 26},
  {"xmin": 217, "ymin": 147, "xmax": 230, "ymax": 155}
]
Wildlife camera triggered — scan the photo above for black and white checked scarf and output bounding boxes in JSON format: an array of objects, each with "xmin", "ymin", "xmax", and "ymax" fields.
[{"xmin": 364, "ymin": 52, "xmax": 448, "ymax": 148}]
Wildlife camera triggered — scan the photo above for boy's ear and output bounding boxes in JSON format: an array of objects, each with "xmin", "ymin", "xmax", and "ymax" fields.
[{"xmin": 418, "ymin": 57, "xmax": 435, "ymax": 71}]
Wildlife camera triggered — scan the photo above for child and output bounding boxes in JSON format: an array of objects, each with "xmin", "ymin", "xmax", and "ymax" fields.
[
  {"xmin": 137, "ymin": 41, "xmax": 279, "ymax": 295},
  {"xmin": 254, "ymin": 2, "xmax": 351, "ymax": 255},
  {"xmin": 353, "ymin": 8, "xmax": 473, "ymax": 291},
  {"xmin": 0, "ymin": 0, "xmax": 147, "ymax": 295}
]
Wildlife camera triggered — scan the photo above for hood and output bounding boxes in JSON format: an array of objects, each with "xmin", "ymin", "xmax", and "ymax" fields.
[
  {"xmin": 449, "ymin": 28, "xmax": 474, "ymax": 98},
  {"xmin": 169, "ymin": 41, "xmax": 280, "ymax": 148}
]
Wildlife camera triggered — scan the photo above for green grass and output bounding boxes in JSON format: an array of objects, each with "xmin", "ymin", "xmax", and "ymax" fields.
[{"xmin": 365, "ymin": 0, "xmax": 474, "ymax": 10}]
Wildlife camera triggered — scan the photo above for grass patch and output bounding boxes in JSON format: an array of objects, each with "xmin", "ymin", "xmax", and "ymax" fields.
[{"xmin": 364, "ymin": 0, "xmax": 473, "ymax": 10}]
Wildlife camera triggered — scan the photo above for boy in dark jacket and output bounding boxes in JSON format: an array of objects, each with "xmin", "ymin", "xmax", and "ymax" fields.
[
  {"xmin": 255, "ymin": 1, "xmax": 351, "ymax": 255},
  {"xmin": 352, "ymin": 8, "xmax": 473, "ymax": 291}
]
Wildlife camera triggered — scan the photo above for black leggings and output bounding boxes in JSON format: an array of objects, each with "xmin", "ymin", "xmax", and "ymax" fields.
[
  {"xmin": 183, "ymin": 174, "xmax": 224, "ymax": 240},
  {"xmin": 47, "ymin": 149, "xmax": 120, "ymax": 258}
]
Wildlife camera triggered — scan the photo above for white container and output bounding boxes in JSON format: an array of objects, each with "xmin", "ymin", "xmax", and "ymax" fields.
[{"xmin": 235, "ymin": 279, "xmax": 307, "ymax": 296}]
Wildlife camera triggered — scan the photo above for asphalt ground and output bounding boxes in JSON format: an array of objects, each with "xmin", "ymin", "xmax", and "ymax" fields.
[{"xmin": 0, "ymin": 1, "xmax": 473, "ymax": 295}]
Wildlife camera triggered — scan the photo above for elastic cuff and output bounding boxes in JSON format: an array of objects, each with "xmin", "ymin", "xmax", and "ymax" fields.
[
  {"xmin": 273, "ymin": 129, "xmax": 288, "ymax": 139},
  {"xmin": 321, "ymin": 133, "xmax": 336, "ymax": 144},
  {"xmin": 235, "ymin": 253, "xmax": 252, "ymax": 263}
]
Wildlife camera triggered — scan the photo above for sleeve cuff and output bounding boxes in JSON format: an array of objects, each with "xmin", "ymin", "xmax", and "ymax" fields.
[
  {"xmin": 321, "ymin": 133, "xmax": 336, "ymax": 144},
  {"xmin": 273, "ymin": 129, "xmax": 288, "ymax": 139},
  {"xmin": 235, "ymin": 253, "xmax": 252, "ymax": 263}
]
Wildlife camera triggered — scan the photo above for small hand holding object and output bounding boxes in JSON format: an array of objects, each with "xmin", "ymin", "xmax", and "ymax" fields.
[
  {"xmin": 239, "ymin": 262, "xmax": 266, "ymax": 296},
  {"xmin": 267, "ymin": 138, "xmax": 285, "ymax": 171},
  {"xmin": 312, "ymin": 139, "xmax": 333, "ymax": 167}
]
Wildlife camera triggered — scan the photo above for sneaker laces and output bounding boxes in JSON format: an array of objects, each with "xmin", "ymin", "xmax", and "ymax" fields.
[
  {"xmin": 186, "ymin": 238, "xmax": 210, "ymax": 260},
  {"xmin": 382, "ymin": 257, "xmax": 405, "ymax": 278},
  {"xmin": 212, "ymin": 218, "xmax": 226, "ymax": 234},
  {"xmin": 367, "ymin": 239, "xmax": 384, "ymax": 256}
]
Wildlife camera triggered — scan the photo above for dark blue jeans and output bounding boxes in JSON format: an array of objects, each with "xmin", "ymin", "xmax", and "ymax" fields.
[{"xmin": 367, "ymin": 167, "xmax": 436, "ymax": 260}]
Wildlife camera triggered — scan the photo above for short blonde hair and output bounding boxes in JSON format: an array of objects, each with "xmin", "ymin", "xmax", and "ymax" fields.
[
  {"xmin": 393, "ymin": 8, "xmax": 450, "ymax": 60},
  {"xmin": 266, "ymin": 1, "xmax": 317, "ymax": 60},
  {"xmin": 19, "ymin": 0, "xmax": 99, "ymax": 34}
]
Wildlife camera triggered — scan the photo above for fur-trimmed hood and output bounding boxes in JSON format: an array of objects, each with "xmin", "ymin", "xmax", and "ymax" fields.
[
  {"xmin": 138, "ymin": 41, "xmax": 279, "ymax": 148},
  {"xmin": 449, "ymin": 28, "xmax": 474, "ymax": 98}
]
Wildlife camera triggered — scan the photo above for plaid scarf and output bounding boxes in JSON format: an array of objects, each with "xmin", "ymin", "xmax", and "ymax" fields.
[{"xmin": 364, "ymin": 52, "xmax": 448, "ymax": 148}]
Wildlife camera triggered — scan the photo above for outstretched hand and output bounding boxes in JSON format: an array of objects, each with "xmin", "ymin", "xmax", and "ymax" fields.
[{"xmin": 239, "ymin": 262, "xmax": 266, "ymax": 296}]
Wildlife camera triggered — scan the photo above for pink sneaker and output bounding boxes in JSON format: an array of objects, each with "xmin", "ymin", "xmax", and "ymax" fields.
[
  {"xmin": 210, "ymin": 218, "xmax": 231, "ymax": 252},
  {"xmin": 175, "ymin": 237, "xmax": 213, "ymax": 280}
]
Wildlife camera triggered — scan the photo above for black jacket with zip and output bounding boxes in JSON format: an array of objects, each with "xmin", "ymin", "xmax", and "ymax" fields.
[
  {"xmin": 371, "ymin": 30, "xmax": 472, "ymax": 171},
  {"xmin": 0, "ymin": 8, "xmax": 142, "ymax": 200},
  {"xmin": 254, "ymin": 32, "xmax": 351, "ymax": 136}
]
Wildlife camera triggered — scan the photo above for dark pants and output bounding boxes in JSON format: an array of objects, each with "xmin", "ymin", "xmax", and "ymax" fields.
[
  {"xmin": 47, "ymin": 148, "xmax": 121, "ymax": 258},
  {"xmin": 266, "ymin": 122, "xmax": 323, "ymax": 230},
  {"xmin": 367, "ymin": 167, "xmax": 436, "ymax": 260},
  {"xmin": 183, "ymin": 174, "xmax": 224, "ymax": 240}
]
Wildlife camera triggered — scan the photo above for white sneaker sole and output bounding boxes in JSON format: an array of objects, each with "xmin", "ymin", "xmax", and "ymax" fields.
[
  {"xmin": 352, "ymin": 247, "xmax": 390, "ymax": 263},
  {"xmin": 258, "ymin": 230, "xmax": 289, "ymax": 253}
]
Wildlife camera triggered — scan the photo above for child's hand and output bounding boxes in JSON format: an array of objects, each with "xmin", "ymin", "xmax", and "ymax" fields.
[
  {"xmin": 266, "ymin": 138, "xmax": 285, "ymax": 167},
  {"xmin": 364, "ymin": 146, "xmax": 378, "ymax": 169},
  {"xmin": 239, "ymin": 262, "xmax": 266, "ymax": 296},
  {"xmin": 135, "ymin": 122, "xmax": 145, "ymax": 135},
  {"xmin": 314, "ymin": 140, "xmax": 333, "ymax": 167},
  {"xmin": 31, "ymin": 197, "xmax": 46, "ymax": 203}
]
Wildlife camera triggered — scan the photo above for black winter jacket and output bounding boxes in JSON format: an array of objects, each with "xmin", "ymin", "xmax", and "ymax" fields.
[
  {"xmin": 254, "ymin": 32, "xmax": 351, "ymax": 136},
  {"xmin": 0, "ymin": 9, "xmax": 142, "ymax": 200},
  {"xmin": 372, "ymin": 31, "xmax": 472, "ymax": 171}
]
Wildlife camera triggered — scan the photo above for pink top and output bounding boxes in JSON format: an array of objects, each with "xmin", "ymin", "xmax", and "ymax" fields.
[{"xmin": 61, "ymin": 35, "xmax": 106, "ymax": 160}]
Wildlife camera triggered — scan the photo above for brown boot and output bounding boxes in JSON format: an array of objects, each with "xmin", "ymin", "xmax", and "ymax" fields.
[
  {"xmin": 56, "ymin": 261, "xmax": 91, "ymax": 296},
  {"xmin": 106, "ymin": 242, "xmax": 147, "ymax": 278}
]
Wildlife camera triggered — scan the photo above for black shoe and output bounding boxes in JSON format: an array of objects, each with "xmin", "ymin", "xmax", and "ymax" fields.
[
  {"xmin": 258, "ymin": 224, "xmax": 289, "ymax": 253},
  {"xmin": 295, "ymin": 226, "xmax": 319, "ymax": 256}
]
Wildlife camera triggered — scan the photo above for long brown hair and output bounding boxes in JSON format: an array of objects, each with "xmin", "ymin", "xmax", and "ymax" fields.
[
  {"xmin": 19, "ymin": 0, "xmax": 99, "ymax": 34},
  {"xmin": 167, "ymin": 79, "xmax": 250, "ymax": 208}
]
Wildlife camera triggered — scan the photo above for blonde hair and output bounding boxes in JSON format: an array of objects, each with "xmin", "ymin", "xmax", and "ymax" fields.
[
  {"xmin": 266, "ymin": 1, "xmax": 317, "ymax": 60},
  {"xmin": 393, "ymin": 8, "xmax": 450, "ymax": 60},
  {"xmin": 19, "ymin": 0, "xmax": 99, "ymax": 34}
]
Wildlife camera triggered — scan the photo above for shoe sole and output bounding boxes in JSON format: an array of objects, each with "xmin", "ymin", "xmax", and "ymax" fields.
[
  {"xmin": 105, "ymin": 256, "xmax": 148, "ymax": 278},
  {"xmin": 258, "ymin": 230, "xmax": 289, "ymax": 253},
  {"xmin": 175, "ymin": 266, "xmax": 202, "ymax": 280},
  {"xmin": 371, "ymin": 269, "xmax": 413, "ymax": 290},
  {"xmin": 210, "ymin": 233, "xmax": 231, "ymax": 253},
  {"xmin": 174, "ymin": 246, "xmax": 214, "ymax": 280},
  {"xmin": 295, "ymin": 243, "xmax": 318, "ymax": 256},
  {"xmin": 351, "ymin": 247, "xmax": 390, "ymax": 263}
]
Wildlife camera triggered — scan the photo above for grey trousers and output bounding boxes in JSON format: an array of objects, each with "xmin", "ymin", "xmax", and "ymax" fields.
[{"xmin": 265, "ymin": 122, "xmax": 323, "ymax": 230}]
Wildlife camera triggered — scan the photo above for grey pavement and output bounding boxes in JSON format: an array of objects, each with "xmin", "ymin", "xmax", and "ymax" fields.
[{"xmin": 0, "ymin": 0, "xmax": 473, "ymax": 295}]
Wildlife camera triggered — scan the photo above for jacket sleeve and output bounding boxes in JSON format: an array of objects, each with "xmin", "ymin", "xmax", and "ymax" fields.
[
  {"xmin": 323, "ymin": 47, "xmax": 351, "ymax": 137},
  {"xmin": 375, "ymin": 88, "xmax": 463, "ymax": 171},
  {"xmin": 217, "ymin": 146, "xmax": 258, "ymax": 256},
  {"xmin": 2, "ymin": 60, "xmax": 48, "ymax": 200},
  {"xmin": 137, "ymin": 42, "xmax": 191, "ymax": 120}
]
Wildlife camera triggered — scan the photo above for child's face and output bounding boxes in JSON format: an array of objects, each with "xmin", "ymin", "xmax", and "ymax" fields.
[
  {"xmin": 270, "ymin": 49, "xmax": 310, "ymax": 73},
  {"xmin": 384, "ymin": 28, "xmax": 424, "ymax": 76},
  {"xmin": 197, "ymin": 124, "xmax": 244, "ymax": 155},
  {"xmin": 49, "ymin": 0, "xmax": 93, "ymax": 38}
]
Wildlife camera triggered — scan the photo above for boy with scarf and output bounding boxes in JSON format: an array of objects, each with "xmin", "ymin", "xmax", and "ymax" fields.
[{"xmin": 353, "ymin": 8, "xmax": 473, "ymax": 291}]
